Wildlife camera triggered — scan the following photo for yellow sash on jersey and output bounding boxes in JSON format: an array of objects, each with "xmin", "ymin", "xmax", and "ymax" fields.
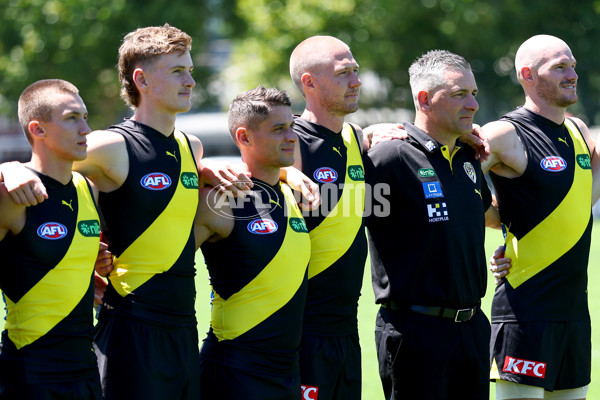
[
  {"xmin": 5, "ymin": 172, "xmax": 99, "ymax": 349},
  {"xmin": 110, "ymin": 130, "xmax": 198, "ymax": 297},
  {"xmin": 505, "ymin": 119, "xmax": 592, "ymax": 288},
  {"xmin": 211, "ymin": 183, "xmax": 310, "ymax": 341},
  {"xmin": 308, "ymin": 123, "xmax": 365, "ymax": 279}
]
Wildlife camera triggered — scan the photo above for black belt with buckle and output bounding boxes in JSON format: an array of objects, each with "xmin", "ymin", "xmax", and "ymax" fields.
[{"xmin": 382, "ymin": 301, "xmax": 479, "ymax": 323}]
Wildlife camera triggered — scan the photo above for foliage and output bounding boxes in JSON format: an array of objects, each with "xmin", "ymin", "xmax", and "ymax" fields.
[
  {"xmin": 225, "ymin": 0, "xmax": 600, "ymax": 125},
  {"xmin": 0, "ymin": 0, "xmax": 216, "ymax": 129}
]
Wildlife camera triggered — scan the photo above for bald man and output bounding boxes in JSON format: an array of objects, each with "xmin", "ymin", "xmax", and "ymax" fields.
[
  {"xmin": 482, "ymin": 35, "xmax": 599, "ymax": 400},
  {"xmin": 288, "ymin": 36, "xmax": 367, "ymax": 400}
]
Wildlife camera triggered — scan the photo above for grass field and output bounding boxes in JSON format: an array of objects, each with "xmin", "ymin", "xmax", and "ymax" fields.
[{"xmin": 192, "ymin": 221, "xmax": 600, "ymax": 399}]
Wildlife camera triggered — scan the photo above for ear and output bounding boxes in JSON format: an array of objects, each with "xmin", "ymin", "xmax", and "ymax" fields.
[
  {"xmin": 28, "ymin": 120, "xmax": 46, "ymax": 138},
  {"xmin": 133, "ymin": 68, "xmax": 148, "ymax": 91},
  {"xmin": 235, "ymin": 127, "xmax": 251, "ymax": 147},
  {"xmin": 417, "ymin": 90, "xmax": 431, "ymax": 111},
  {"xmin": 301, "ymin": 72, "xmax": 315, "ymax": 92},
  {"xmin": 521, "ymin": 67, "xmax": 534, "ymax": 83}
]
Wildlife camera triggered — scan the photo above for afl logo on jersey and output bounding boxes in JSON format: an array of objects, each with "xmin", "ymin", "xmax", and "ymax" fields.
[
  {"xmin": 247, "ymin": 218, "xmax": 278, "ymax": 234},
  {"xmin": 313, "ymin": 167, "xmax": 338, "ymax": 183},
  {"xmin": 37, "ymin": 222, "xmax": 68, "ymax": 240},
  {"xmin": 141, "ymin": 173, "xmax": 172, "ymax": 190},
  {"xmin": 540, "ymin": 156, "xmax": 567, "ymax": 172}
]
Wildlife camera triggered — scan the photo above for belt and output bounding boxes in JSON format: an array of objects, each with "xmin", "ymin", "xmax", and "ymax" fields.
[{"xmin": 382, "ymin": 301, "xmax": 479, "ymax": 323}]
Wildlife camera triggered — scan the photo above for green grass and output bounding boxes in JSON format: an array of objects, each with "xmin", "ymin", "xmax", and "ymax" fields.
[{"xmin": 194, "ymin": 222, "xmax": 600, "ymax": 399}]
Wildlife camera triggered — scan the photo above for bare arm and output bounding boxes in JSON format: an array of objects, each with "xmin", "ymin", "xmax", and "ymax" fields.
[
  {"xmin": 570, "ymin": 118, "xmax": 600, "ymax": 204},
  {"xmin": 0, "ymin": 183, "xmax": 27, "ymax": 242},
  {"xmin": 481, "ymin": 120, "xmax": 527, "ymax": 177},
  {"xmin": 194, "ymin": 187, "xmax": 235, "ymax": 250}
]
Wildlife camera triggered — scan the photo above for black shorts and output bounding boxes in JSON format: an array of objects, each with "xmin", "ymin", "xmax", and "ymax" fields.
[
  {"xmin": 490, "ymin": 320, "xmax": 591, "ymax": 390},
  {"xmin": 199, "ymin": 358, "xmax": 301, "ymax": 400},
  {"xmin": 94, "ymin": 308, "xmax": 201, "ymax": 400},
  {"xmin": 375, "ymin": 305, "xmax": 490, "ymax": 400},
  {"xmin": 0, "ymin": 374, "xmax": 102, "ymax": 400},
  {"xmin": 299, "ymin": 333, "xmax": 361, "ymax": 400}
]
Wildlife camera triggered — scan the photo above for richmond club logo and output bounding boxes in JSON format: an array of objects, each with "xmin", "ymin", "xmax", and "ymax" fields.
[
  {"xmin": 540, "ymin": 156, "xmax": 566, "ymax": 172},
  {"xmin": 141, "ymin": 172, "xmax": 172, "ymax": 190},
  {"xmin": 313, "ymin": 167, "xmax": 338, "ymax": 183},
  {"xmin": 247, "ymin": 218, "xmax": 278, "ymax": 234},
  {"xmin": 37, "ymin": 222, "xmax": 68, "ymax": 240}
]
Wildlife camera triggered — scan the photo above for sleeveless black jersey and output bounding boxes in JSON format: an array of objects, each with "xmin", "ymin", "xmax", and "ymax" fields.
[
  {"xmin": 294, "ymin": 117, "xmax": 367, "ymax": 336},
  {"xmin": 366, "ymin": 123, "xmax": 491, "ymax": 308},
  {"xmin": 99, "ymin": 119, "xmax": 199, "ymax": 326},
  {"xmin": 199, "ymin": 179, "xmax": 310, "ymax": 377},
  {"xmin": 0, "ymin": 170, "xmax": 100, "ymax": 383},
  {"xmin": 490, "ymin": 107, "xmax": 592, "ymax": 322}
]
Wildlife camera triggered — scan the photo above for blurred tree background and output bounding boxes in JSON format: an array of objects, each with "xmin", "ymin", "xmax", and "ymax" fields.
[{"xmin": 1, "ymin": 0, "xmax": 599, "ymax": 131}]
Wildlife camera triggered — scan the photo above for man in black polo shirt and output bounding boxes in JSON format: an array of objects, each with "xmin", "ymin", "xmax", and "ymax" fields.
[{"xmin": 365, "ymin": 50, "xmax": 500, "ymax": 399}]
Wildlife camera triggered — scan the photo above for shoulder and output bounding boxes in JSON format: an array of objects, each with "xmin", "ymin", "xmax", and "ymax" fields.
[{"xmin": 481, "ymin": 120, "xmax": 517, "ymax": 141}]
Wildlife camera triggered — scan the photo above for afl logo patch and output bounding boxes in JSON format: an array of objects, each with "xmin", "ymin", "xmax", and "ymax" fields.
[
  {"xmin": 540, "ymin": 156, "xmax": 567, "ymax": 172},
  {"xmin": 247, "ymin": 218, "xmax": 278, "ymax": 234},
  {"xmin": 141, "ymin": 173, "xmax": 172, "ymax": 190},
  {"xmin": 313, "ymin": 167, "xmax": 338, "ymax": 183},
  {"xmin": 37, "ymin": 222, "xmax": 68, "ymax": 240}
]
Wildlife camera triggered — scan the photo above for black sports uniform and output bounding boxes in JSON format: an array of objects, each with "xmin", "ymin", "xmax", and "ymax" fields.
[
  {"xmin": 489, "ymin": 107, "xmax": 592, "ymax": 390},
  {"xmin": 94, "ymin": 119, "xmax": 200, "ymax": 400},
  {"xmin": 365, "ymin": 122, "xmax": 492, "ymax": 400},
  {"xmin": 198, "ymin": 180, "xmax": 310, "ymax": 400},
  {"xmin": 294, "ymin": 118, "xmax": 367, "ymax": 400},
  {"xmin": 0, "ymin": 171, "xmax": 102, "ymax": 399}
]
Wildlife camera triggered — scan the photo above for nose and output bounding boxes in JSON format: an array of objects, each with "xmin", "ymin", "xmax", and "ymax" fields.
[
  {"xmin": 350, "ymin": 72, "xmax": 361, "ymax": 88},
  {"xmin": 185, "ymin": 71, "xmax": 196, "ymax": 88},
  {"xmin": 285, "ymin": 128, "xmax": 298, "ymax": 143},
  {"xmin": 568, "ymin": 66, "xmax": 578, "ymax": 81},
  {"xmin": 80, "ymin": 120, "xmax": 91, "ymax": 136},
  {"xmin": 466, "ymin": 95, "xmax": 479, "ymax": 112}
]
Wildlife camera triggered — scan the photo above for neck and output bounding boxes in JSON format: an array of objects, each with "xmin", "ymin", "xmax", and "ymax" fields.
[
  {"xmin": 301, "ymin": 106, "xmax": 345, "ymax": 133},
  {"xmin": 414, "ymin": 116, "xmax": 460, "ymax": 153},
  {"xmin": 131, "ymin": 104, "xmax": 177, "ymax": 137},
  {"xmin": 243, "ymin": 159, "xmax": 280, "ymax": 186},
  {"xmin": 523, "ymin": 97, "xmax": 566, "ymax": 125},
  {"xmin": 26, "ymin": 154, "xmax": 73, "ymax": 185}
]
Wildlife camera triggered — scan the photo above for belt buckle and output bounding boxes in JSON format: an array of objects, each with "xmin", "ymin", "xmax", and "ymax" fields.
[{"xmin": 454, "ymin": 308, "xmax": 474, "ymax": 322}]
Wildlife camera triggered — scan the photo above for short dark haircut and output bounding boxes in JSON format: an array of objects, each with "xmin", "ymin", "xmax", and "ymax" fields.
[
  {"xmin": 17, "ymin": 79, "xmax": 79, "ymax": 144},
  {"xmin": 227, "ymin": 86, "xmax": 291, "ymax": 142}
]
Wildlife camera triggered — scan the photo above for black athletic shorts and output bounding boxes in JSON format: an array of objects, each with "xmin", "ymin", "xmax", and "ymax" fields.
[
  {"xmin": 94, "ymin": 307, "xmax": 201, "ymax": 400},
  {"xmin": 375, "ymin": 305, "xmax": 490, "ymax": 400},
  {"xmin": 299, "ymin": 333, "xmax": 361, "ymax": 400},
  {"xmin": 490, "ymin": 320, "xmax": 591, "ymax": 390},
  {"xmin": 0, "ymin": 374, "xmax": 102, "ymax": 400},
  {"xmin": 199, "ymin": 358, "xmax": 301, "ymax": 400}
]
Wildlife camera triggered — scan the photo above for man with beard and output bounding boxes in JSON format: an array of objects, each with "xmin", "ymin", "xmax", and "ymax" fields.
[
  {"xmin": 484, "ymin": 34, "xmax": 599, "ymax": 400},
  {"xmin": 288, "ymin": 36, "xmax": 367, "ymax": 400}
]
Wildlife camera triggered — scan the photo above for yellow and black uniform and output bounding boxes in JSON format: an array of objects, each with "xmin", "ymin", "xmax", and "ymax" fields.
[
  {"xmin": 198, "ymin": 179, "xmax": 310, "ymax": 400},
  {"xmin": 294, "ymin": 117, "xmax": 367, "ymax": 400},
  {"xmin": 94, "ymin": 119, "xmax": 200, "ymax": 400},
  {"xmin": 489, "ymin": 107, "xmax": 592, "ymax": 390},
  {"xmin": 0, "ymin": 169, "xmax": 102, "ymax": 399},
  {"xmin": 365, "ymin": 123, "xmax": 492, "ymax": 400}
]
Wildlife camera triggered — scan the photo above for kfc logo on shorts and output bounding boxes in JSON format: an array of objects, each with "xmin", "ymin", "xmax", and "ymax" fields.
[
  {"xmin": 503, "ymin": 356, "xmax": 546, "ymax": 378},
  {"xmin": 301, "ymin": 385, "xmax": 319, "ymax": 400},
  {"xmin": 540, "ymin": 156, "xmax": 566, "ymax": 172}
]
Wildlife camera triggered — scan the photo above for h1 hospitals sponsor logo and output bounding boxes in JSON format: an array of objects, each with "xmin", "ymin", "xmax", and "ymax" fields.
[
  {"xmin": 180, "ymin": 172, "xmax": 199, "ymax": 189},
  {"xmin": 540, "ymin": 156, "xmax": 566, "ymax": 172},
  {"xmin": 422, "ymin": 181, "xmax": 443, "ymax": 199},
  {"xmin": 37, "ymin": 222, "xmax": 68, "ymax": 240},
  {"xmin": 427, "ymin": 202, "xmax": 449, "ymax": 223},
  {"xmin": 301, "ymin": 385, "xmax": 319, "ymax": 400},
  {"xmin": 140, "ymin": 172, "xmax": 172, "ymax": 190},
  {"xmin": 289, "ymin": 217, "xmax": 308, "ymax": 233},
  {"xmin": 347, "ymin": 165, "xmax": 365, "ymax": 181},
  {"xmin": 503, "ymin": 356, "xmax": 546, "ymax": 379},
  {"xmin": 313, "ymin": 167, "xmax": 338, "ymax": 183},
  {"xmin": 247, "ymin": 218, "xmax": 278, "ymax": 234}
]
